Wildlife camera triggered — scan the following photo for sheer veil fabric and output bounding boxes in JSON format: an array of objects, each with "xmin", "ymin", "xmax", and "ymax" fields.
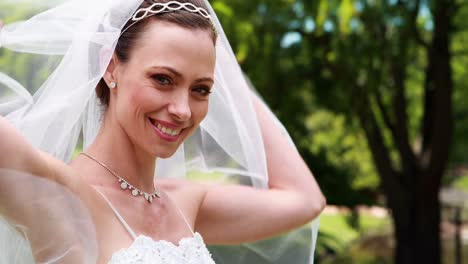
[{"xmin": 0, "ymin": 0, "xmax": 319, "ymax": 263}]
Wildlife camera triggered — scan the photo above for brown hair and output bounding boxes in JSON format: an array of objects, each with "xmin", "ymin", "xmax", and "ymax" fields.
[{"xmin": 96, "ymin": 0, "xmax": 217, "ymax": 107}]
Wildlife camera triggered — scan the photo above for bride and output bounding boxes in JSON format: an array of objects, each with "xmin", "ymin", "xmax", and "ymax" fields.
[{"xmin": 0, "ymin": 0, "xmax": 325, "ymax": 263}]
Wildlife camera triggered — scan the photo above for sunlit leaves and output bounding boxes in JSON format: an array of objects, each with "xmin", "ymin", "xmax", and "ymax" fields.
[
  {"xmin": 307, "ymin": 110, "xmax": 379, "ymax": 190},
  {"xmin": 316, "ymin": 0, "xmax": 329, "ymax": 34},
  {"xmin": 212, "ymin": 2, "xmax": 233, "ymax": 19},
  {"xmin": 338, "ymin": 0, "xmax": 355, "ymax": 34},
  {"xmin": 234, "ymin": 22, "xmax": 254, "ymax": 62}
]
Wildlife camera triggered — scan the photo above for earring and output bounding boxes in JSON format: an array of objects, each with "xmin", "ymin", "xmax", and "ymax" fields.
[{"xmin": 109, "ymin": 82, "xmax": 117, "ymax": 89}]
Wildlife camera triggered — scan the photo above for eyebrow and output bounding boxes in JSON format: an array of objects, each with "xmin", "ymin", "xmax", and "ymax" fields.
[{"xmin": 151, "ymin": 66, "xmax": 214, "ymax": 84}]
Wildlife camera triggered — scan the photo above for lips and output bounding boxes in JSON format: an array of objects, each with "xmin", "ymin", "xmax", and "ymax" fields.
[{"xmin": 149, "ymin": 118, "xmax": 184, "ymax": 141}]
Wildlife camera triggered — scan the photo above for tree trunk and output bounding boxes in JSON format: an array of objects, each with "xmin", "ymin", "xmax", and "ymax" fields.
[
  {"xmin": 367, "ymin": 1, "xmax": 453, "ymax": 263},
  {"xmin": 390, "ymin": 181, "xmax": 441, "ymax": 264},
  {"xmin": 356, "ymin": 87, "xmax": 445, "ymax": 264}
]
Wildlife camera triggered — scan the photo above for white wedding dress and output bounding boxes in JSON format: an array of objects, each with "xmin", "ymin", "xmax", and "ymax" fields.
[
  {"xmin": 94, "ymin": 189, "xmax": 216, "ymax": 264},
  {"xmin": 109, "ymin": 234, "xmax": 214, "ymax": 264}
]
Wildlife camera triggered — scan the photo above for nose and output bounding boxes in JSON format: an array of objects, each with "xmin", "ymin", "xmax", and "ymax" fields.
[{"xmin": 167, "ymin": 91, "xmax": 191, "ymax": 122}]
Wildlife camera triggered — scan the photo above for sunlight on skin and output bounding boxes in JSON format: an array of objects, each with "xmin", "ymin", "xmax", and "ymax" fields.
[{"xmin": 186, "ymin": 170, "xmax": 238, "ymax": 184}]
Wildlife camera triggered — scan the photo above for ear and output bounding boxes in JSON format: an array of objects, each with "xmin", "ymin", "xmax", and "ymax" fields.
[
  {"xmin": 99, "ymin": 47, "xmax": 118, "ymax": 86},
  {"xmin": 103, "ymin": 54, "xmax": 119, "ymax": 88}
]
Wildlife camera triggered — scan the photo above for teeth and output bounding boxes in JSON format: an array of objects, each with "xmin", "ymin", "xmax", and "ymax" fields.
[{"xmin": 152, "ymin": 120, "xmax": 181, "ymax": 137}]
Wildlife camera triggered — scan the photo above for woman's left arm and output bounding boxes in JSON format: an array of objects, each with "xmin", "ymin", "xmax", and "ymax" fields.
[{"xmin": 195, "ymin": 92, "xmax": 326, "ymax": 244}]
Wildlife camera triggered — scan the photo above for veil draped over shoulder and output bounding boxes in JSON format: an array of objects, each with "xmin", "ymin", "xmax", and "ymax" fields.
[{"xmin": 0, "ymin": 0, "xmax": 319, "ymax": 263}]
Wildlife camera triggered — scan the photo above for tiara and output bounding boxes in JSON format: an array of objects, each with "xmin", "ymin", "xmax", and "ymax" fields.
[
  {"xmin": 121, "ymin": 1, "xmax": 217, "ymax": 36},
  {"xmin": 134, "ymin": 1, "xmax": 212, "ymax": 20}
]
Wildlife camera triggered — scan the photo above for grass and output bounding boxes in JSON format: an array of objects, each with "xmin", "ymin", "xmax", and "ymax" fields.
[
  {"xmin": 452, "ymin": 175, "xmax": 468, "ymax": 191},
  {"xmin": 317, "ymin": 210, "xmax": 393, "ymax": 263},
  {"xmin": 319, "ymin": 214, "xmax": 359, "ymax": 245},
  {"xmin": 319, "ymin": 211, "xmax": 391, "ymax": 246}
]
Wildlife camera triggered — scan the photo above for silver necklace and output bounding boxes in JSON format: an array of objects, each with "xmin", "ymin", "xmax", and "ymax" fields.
[{"xmin": 80, "ymin": 152, "xmax": 160, "ymax": 203}]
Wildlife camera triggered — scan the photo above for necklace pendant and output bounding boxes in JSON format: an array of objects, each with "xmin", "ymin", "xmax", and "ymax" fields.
[{"xmin": 80, "ymin": 153, "xmax": 161, "ymax": 203}]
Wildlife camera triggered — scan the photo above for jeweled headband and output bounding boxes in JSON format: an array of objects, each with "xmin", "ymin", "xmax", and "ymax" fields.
[{"xmin": 121, "ymin": 1, "xmax": 217, "ymax": 36}]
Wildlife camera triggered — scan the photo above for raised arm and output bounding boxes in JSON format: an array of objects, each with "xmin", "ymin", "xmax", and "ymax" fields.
[
  {"xmin": 0, "ymin": 114, "xmax": 103, "ymax": 207},
  {"xmin": 0, "ymin": 116, "xmax": 47, "ymax": 175},
  {"xmin": 195, "ymin": 92, "xmax": 326, "ymax": 244},
  {"xmin": 0, "ymin": 116, "xmax": 99, "ymax": 263}
]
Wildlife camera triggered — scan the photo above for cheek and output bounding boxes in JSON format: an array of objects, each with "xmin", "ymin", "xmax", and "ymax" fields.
[
  {"xmin": 113, "ymin": 87, "xmax": 152, "ymax": 132},
  {"xmin": 128, "ymin": 85, "xmax": 157, "ymax": 113},
  {"xmin": 192, "ymin": 101, "xmax": 209, "ymax": 124}
]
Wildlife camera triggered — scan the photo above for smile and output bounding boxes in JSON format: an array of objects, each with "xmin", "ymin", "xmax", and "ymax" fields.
[
  {"xmin": 156, "ymin": 123, "xmax": 181, "ymax": 136},
  {"xmin": 149, "ymin": 118, "xmax": 183, "ymax": 141}
]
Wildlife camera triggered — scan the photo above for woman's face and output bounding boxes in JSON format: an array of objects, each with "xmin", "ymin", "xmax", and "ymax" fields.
[{"xmin": 108, "ymin": 21, "xmax": 216, "ymax": 158}]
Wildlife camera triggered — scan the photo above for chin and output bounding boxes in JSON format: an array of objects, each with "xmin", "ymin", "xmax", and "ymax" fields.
[
  {"xmin": 150, "ymin": 147, "xmax": 180, "ymax": 159},
  {"xmin": 156, "ymin": 152, "xmax": 176, "ymax": 159}
]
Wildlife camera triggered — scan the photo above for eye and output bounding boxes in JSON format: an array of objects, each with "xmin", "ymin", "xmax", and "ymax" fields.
[
  {"xmin": 192, "ymin": 86, "xmax": 212, "ymax": 97},
  {"xmin": 152, "ymin": 74, "xmax": 172, "ymax": 85}
]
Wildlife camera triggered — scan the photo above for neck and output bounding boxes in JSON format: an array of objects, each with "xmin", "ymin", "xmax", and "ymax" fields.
[{"xmin": 83, "ymin": 113, "xmax": 157, "ymax": 193}]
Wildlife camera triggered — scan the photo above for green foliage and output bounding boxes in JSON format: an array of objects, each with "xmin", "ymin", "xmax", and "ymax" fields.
[
  {"xmin": 451, "ymin": 176, "xmax": 468, "ymax": 191},
  {"xmin": 213, "ymin": 0, "xmax": 468, "ymax": 209},
  {"xmin": 214, "ymin": 4, "xmax": 467, "ymax": 260},
  {"xmin": 319, "ymin": 214, "xmax": 360, "ymax": 245},
  {"xmin": 451, "ymin": 18, "xmax": 468, "ymax": 166},
  {"xmin": 306, "ymin": 110, "xmax": 379, "ymax": 191},
  {"xmin": 212, "ymin": 0, "xmax": 387, "ymax": 205},
  {"xmin": 317, "ymin": 212, "xmax": 392, "ymax": 263},
  {"xmin": 337, "ymin": 0, "xmax": 354, "ymax": 34}
]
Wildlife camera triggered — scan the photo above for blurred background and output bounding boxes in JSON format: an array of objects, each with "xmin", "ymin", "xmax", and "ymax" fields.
[
  {"xmin": 211, "ymin": 0, "xmax": 468, "ymax": 263},
  {"xmin": 1, "ymin": 0, "xmax": 468, "ymax": 263}
]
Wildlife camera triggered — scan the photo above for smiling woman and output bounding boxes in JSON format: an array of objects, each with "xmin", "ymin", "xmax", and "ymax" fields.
[
  {"xmin": 0, "ymin": 0, "xmax": 324, "ymax": 263},
  {"xmin": 96, "ymin": 21, "xmax": 216, "ymax": 159}
]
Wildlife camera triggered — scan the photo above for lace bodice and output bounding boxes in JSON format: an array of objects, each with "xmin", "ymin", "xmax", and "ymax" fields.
[
  {"xmin": 93, "ymin": 188, "xmax": 216, "ymax": 264},
  {"xmin": 108, "ymin": 233, "xmax": 216, "ymax": 264}
]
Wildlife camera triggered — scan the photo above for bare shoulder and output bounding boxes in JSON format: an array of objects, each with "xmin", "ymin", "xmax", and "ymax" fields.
[
  {"xmin": 37, "ymin": 151, "xmax": 84, "ymax": 192},
  {"xmin": 157, "ymin": 178, "xmax": 207, "ymax": 200},
  {"xmin": 157, "ymin": 178, "xmax": 208, "ymax": 222},
  {"xmin": 38, "ymin": 152, "xmax": 116, "ymax": 223},
  {"xmin": 158, "ymin": 178, "xmax": 200, "ymax": 189}
]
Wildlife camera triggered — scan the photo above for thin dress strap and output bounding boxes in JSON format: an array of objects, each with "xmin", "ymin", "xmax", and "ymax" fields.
[
  {"xmin": 94, "ymin": 188, "xmax": 138, "ymax": 240},
  {"xmin": 175, "ymin": 204, "xmax": 195, "ymax": 236}
]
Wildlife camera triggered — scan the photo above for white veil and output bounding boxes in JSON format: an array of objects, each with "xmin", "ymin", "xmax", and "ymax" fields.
[
  {"xmin": 0, "ymin": 169, "xmax": 98, "ymax": 263},
  {"xmin": 0, "ymin": 0, "xmax": 319, "ymax": 263}
]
